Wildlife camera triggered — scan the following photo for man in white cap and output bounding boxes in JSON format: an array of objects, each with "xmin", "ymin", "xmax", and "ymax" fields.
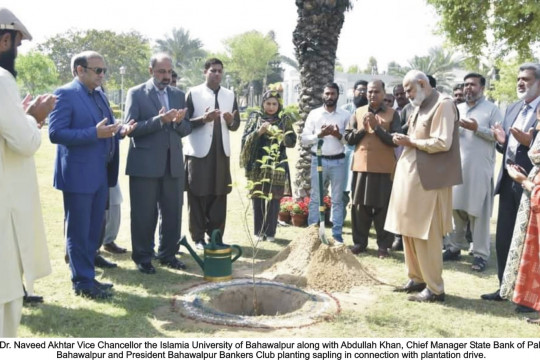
[{"xmin": 0, "ymin": 8, "xmax": 55, "ymax": 336}]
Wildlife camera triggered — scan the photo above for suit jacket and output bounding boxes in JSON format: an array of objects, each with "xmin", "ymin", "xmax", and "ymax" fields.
[
  {"xmin": 494, "ymin": 100, "xmax": 539, "ymax": 194},
  {"xmin": 49, "ymin": 79, "xmax": 119, "ymax": 194},
  {"xmin": 124, "ymin": 79, "xmax": 191, "ymax": 178}
]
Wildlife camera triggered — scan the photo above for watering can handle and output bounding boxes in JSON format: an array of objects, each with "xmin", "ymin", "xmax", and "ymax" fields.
[{"xmin": 231, "ymin": 245, "xmax": 242, "ymax": 263}]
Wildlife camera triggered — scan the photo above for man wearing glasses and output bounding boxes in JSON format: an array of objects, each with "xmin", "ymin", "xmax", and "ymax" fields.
[
  {"xmin": 124, "ymin": 53, "xmax": 191, "ymax": 274},
  {"xmin": 49, "ymin": 51, "xmax": 134, "ymax": 299}
]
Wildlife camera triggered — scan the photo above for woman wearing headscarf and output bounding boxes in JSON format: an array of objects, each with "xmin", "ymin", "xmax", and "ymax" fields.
[{"xmin": 240, "ymin": 91, "xmax": 296, "ymax": 242}]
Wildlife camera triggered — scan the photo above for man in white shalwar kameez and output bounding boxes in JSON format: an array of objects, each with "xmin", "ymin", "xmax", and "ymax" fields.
[
  {"xmin": 0, "ymin": 8, "xmax": 54, "ymax": 337},
  {"xmin": 443, "ymin": 73, "xmax": 502, "ymax": 272}
]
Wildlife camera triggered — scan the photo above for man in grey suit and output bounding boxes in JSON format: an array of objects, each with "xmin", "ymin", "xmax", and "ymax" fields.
[
  {"xmin": 482, "ymin": 63, "xmax": 540, "ymax": 303},
  {"xmin": 124, "ymin": 53, "xmax": 192, "ymax": 274}
]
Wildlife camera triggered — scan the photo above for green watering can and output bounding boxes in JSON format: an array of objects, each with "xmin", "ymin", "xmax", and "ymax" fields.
[{"xmin": 178, "ymin": 230, "xmax": 242, "ymax": 282}]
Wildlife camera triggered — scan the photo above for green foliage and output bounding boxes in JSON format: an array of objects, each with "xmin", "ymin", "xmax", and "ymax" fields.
[
  {"xmin": 282, "ymin": 104, "xmax": 300, "ymax": 124},
  {"xmin": 38, "ymin": 29, "xmax": 152, "ymax": 89},
  {"xmin": 364, "ymin": 56, "xmax": 378, "ymax": 74},
  {"xmin": 388, "ymin": 46, "xmax": 465, "ymax": 92},
  {"xmin": 16, "ymin": 51, "xmax": 59, "ymax": 95},
  {"xmin": 154, "ymin": 28, "xmax": 207, "ymax": 89},
  {"xmin": 427, "ymin": 0, "xmax": 540, "ymax": 61},
  {"xmin": 346, "ymin": 64, "xmax": 360, "ymax": 74},
  {"xmin": 487, "ymin": 58, "xmax": 522, "ymax": 103},
  {"xmin": 223, "ymin": 31, "xmax": 280, "ymax": 91}
]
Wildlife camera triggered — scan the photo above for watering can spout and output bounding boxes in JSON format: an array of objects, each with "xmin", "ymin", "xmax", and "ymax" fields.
[{"xmin": 178, "ymin": 236, "xmax": 204, "ymax": 270}]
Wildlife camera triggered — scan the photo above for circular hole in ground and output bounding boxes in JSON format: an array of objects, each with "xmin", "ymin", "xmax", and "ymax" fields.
[
  {"xmin": 209, "ymin": 285, "xmax": 310, "ymax": 316},
  {"xmin": 177, "ymin": 279, "xmax": 340, "ymax": 329}
]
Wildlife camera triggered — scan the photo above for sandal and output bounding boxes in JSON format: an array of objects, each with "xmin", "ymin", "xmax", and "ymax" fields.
[{"xmin": 471, "ymin": 256, "xmax": 487, "ymax": 272}]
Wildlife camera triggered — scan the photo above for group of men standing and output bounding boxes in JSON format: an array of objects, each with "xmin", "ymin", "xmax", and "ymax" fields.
[
  {"xmin": 48, "ymin": 53, "xmax": 240, "ymax": 299},
  {"xmin": 302, "ymin": 63, "xmax": 540, "ymax": 306}
]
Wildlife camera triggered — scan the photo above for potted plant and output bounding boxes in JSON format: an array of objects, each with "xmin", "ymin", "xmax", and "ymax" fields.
[
  {"xmin": 279, "ymin": 196, "xmax": 294, "ymax": 223},
  {"xmin": 290, "ymin": 199, "xmax": 309, "ymax": 227}
]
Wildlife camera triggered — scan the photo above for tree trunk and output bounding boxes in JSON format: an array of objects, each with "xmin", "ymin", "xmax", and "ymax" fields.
[{"xmin": 292, "ymin": 0, "xmax": 349, "ymax": 199}]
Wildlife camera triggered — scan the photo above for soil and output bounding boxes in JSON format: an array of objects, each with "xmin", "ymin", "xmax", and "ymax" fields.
[{"xmin": 256, "ymin": 226, "xmax": 379, "ymax": 292}]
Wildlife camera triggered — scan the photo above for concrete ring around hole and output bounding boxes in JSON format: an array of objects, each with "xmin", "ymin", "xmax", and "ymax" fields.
[{"xmin": 177, "ymin": 278, "xmax": 340, "ymax": 329}]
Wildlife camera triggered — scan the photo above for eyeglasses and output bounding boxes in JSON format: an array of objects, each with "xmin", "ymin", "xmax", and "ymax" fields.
[
  {"xmin": 155, "ymin": 69, "xmax": 173, "ymax": 75},
  {"xmin": 83, "ymin": 66, "xmax": 107, "ymax": 75}
]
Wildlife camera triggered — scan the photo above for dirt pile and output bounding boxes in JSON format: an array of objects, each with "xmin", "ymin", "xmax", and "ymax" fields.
[{"xmin": 258, "ymin": 226, "xmax": 378, "ymax": 292}]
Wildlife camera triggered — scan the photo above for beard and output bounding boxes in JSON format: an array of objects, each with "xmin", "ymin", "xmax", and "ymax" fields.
[
  {"xmin": 465, "ymin": 92, "xmax": 481, "ymax": 103},
  {"xmin": 517, "ymin": 81, "xmax": 539, "ymax": 101},
  {"xmin": 0, "ymin": 37, "xmax": 17, "ymax": 78},
  {"xmin": 353, "ymin": 95, "xmax": 368, "ymax": 108},
  {"xmin": 323, "ymin": 98, "xmax": 337, "ymax": 107},
  {"xmin": 410, "ymin": 84, "xmax": 426, "ymax": 107}
]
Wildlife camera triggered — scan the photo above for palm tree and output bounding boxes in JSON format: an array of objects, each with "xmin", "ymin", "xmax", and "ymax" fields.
[
  {"xmin": 155, "ymin": 28, "xmax": 207, "ymax": 88},
  {"xmin": 292, "ymin": 0, "xmax": 354, "ymax": 198},
  {"xmin": 388, "ymin": 46, "xmax": 466, "ymax": 92}
]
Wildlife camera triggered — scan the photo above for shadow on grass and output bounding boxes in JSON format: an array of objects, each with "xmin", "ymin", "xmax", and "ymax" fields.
[{"xmin": 21, "ymin": 293, "xmax": 168, "ymax": 337}]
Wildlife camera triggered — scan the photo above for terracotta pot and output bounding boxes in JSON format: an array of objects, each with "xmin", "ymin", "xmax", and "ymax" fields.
[
  {"xmin": 278, "ymin": 211, "xmax": 291, "ymax": 223},
  {"xmin": 291, "ymin": 213, "xmax": 307, "ymax": 227}
]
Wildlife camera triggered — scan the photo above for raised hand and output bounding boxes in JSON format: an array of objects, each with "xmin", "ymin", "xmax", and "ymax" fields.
[
  {"xmin": 173, "ymin": 108, "xmax": 188, "ymax": 123},
  {"xmin": 459, "ymin": 117, "xmax": 478, "ymax": 131},
  {"xmin": 223, "ymin": 110, "xmax": 238, "ymax": 125},
  {"xmin": 120, "ymin": 119, "xmax": 137, "ymax": 137},
  {"xmin": 492, "ymin": 123, "xmax": 505, "ymax": 144},
  {"xmin": 510, "ymin": 127, "xmax": 534, "ymax": 147},
  {"xmin": 96, "ymin": 118, "xmax": 120, "ymax": 138},
  {"xmin": 159, "ymin": 108, "xmax": 179, "ymax": 123},
  {"xmin": 26, "ymin": 94, "xmax": 57, "ymax": 127},
  {"xmin": 203, "ymin": 107, "xmax": 221, "ymax": 123}
]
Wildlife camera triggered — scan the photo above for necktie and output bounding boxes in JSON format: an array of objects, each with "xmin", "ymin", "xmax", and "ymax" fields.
[
  {"xmin": 158, "ymin": 90, "xmax": 168, "ymax": 110},
  {"xmin": 518, "ymin": 104, "xmax": 531, "ymax": 130}
]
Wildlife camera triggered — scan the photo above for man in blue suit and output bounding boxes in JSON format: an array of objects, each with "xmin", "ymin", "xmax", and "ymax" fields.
[
  {"xmin": 49, "ymin": 51, "xmax": 134, "ymax": 299},
  {"xmin": 125, "ymin": 53, "xmax": 191, "ymax": 274},
  {"xmin": 482, "ymin": 63, "xmax": 540, "ymax": 305}
]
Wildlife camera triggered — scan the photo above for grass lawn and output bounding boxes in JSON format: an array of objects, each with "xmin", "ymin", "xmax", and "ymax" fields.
[{"xmin": 19, "ymin": 122, "xmax": 540, "ymax": 338}]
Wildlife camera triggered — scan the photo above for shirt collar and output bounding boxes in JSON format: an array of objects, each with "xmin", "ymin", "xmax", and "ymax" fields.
[{"xmin": 525, "ymin": 95, "xmax": 540, "ymax": 111}]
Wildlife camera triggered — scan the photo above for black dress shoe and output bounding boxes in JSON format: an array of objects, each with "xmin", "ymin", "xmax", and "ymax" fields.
[
  {"xmin": 481, "ymin": 289, "xmax": 503, "ymax": 301},
  {"xmin": 391, "ymin": 236, "xmax": 403, "ymax": 251},
  {"xmin": 442, "ymin": 248, "xmax": 461, "ymax": 261},
  {"xmin": 408, "ymin": 288, "xmax": 445, "ymax": 302},
  {"xmin": 103, "ymin": 242, "xmax": 127, "ymax": 254},
  {"xmin": 95, "ymin": 254, "xmax": 118, "ymax": 269},
  {"xmin": 93, "ymin": 279, "xmax": 113, "ymax": 290},
  {"xmin": 137, "ymin": 262, "xmax": 156, "ymax": 274},
  {"xmin": 394, "ymin": 279, "xmax": 427, "ymax": 293},
  {"xmin": 74, "ymin": 287, "xmax": 112, "ymax": 300},
  {"xmin": 350, "ymin": 244, "xmax": 366, "ymax": 255},
  {"xmin": 160, "ymin": 257, "xmax": 187, "ymax": 270},
  {"xmin": 23, "ymin": 294, "xmax": 44, "ymax": 305},
  {"xmin": 515, "ymin": 304, "xmax": 536, "ymax": 313}
]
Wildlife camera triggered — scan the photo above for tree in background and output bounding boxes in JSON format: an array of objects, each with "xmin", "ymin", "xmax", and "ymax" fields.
[
  {"xmin": 222, "ymin": 30, "xmax": 280, "ymax": 97},
  {"xmin": 155, "ymin": 28, "xmax": 207, "ymax": 89},
  {"xmin": 346, "ymin": 64, "xmax": 360, "ymax": 74},
  {"xmin": 427, "ymin": 0, "xmax": 540, "ymax": 62},
  {"xmin": 292, "ymin": 0, "xmax": 353, "ymax": 198},
  {"xmin": 487, "ymin": 57, "xmax": 522, "ymax": 104},
  {"xmin": 38, "ymin": 29, "xmax": 151, "ymax": 90},
  {"xmin": 388, "ymin": 46, "xmax": 465, "ymax": 93},
  {"xmin": 16, "ymin": 51, "xmax": 59, "ymax": 95},
  {"xmin": 364, "ymin": 56, "xmax": 378, "ymax": 74}
]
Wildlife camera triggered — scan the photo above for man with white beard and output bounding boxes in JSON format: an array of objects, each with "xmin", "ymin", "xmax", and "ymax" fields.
[
  {"xmin": 385, "ymin": 70, "xmax": 461, "ymax": 302},
  {"xmin": 482, "ymin": 63, "xmax": 540, "ymax": 307}
]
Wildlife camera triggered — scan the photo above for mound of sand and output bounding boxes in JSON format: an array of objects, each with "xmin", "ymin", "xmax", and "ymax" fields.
[{"xmin": 257, "ymin": 227, "xmax": 378, "ymax": 292}]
